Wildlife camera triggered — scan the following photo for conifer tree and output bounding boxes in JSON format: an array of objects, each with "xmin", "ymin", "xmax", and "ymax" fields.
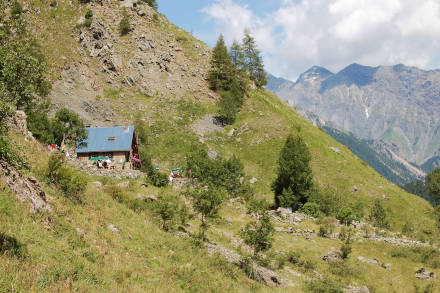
[
  {"xmin": 241, "ymin": 29, "xmax": 267, "ymax": 88},
  {"xmin": 229, "ymin": 40, "xmax": 244, "ymax": 69},
  {"xmin": 272, "ymin": 134, "xmax": 313, "ymax": 210},
  {"xmin": 428, "ymin": 167, "xmax": 440, "ymax": 206},
  {"xmin": 208, "ymin": 34, "xmax": 234, "ymax": 91}
]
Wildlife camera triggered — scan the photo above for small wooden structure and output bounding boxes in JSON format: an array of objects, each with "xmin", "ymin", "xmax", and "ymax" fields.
[{"xmin": 76, "ymin": 126, "xmax": 140, "ymax": 170}]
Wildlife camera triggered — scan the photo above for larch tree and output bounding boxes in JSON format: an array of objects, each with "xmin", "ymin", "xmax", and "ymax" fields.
[
  {"xmin": 208, "ymin": 34, "xmax": 234, "ymax": 91},
  {"xmin": 241, "ymin": 29, "xmax": 267, "ymax": 88},
  {"xmin": 272, "ymin": 134, "xmax": 314, "ymax": 210}
]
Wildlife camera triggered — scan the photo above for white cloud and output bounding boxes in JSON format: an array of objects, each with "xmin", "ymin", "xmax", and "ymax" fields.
[{"xmin": 202, "ymin": 0, "xmax": 440, "ymax": 81}]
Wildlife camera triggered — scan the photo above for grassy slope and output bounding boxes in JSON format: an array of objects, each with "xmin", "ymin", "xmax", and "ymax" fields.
[
  {"xmin": 2, "ymin": 1, "xmax": 438, "ymax": 292},
  {"xmin": 1, "ymin": 136, "xmax": 264, "ymax": 292},
  {"xmin": 140, "ymin": 89, "xmax": 436, "ymax": 235}
]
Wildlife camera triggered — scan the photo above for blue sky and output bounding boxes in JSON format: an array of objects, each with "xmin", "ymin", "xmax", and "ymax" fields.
[
  {"xmin": 158, "ymin": 0, "xmax": 440, "ymax": 80},
  {"xmin": 158, "ymin": 1, "xmax": 287, "ymax": 46}
]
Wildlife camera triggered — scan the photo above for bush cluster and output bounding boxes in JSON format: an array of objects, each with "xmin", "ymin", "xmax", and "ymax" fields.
[
  {"xmin": 186, "ymin": 146, "xmax": 251, "ymax": 199},
  {"xmin": 46, "ymin": 153, "xmax": 87, "ymax": 201},
  {"xmin": 0, "ymin": 136, "xmax": 28, "ymax": 169},
  {"xmin": 152, "ymin": 193, "xmax": 190, "ymax": 231}
]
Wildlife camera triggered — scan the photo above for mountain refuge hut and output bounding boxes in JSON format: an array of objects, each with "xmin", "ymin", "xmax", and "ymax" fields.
[{"xmin": 76, "ymin": 126, "xmax": 141, "ymax": 170}]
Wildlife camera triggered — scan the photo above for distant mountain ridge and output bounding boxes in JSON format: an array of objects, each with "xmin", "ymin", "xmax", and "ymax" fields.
[{"xmin": 267, "ymin": 63, "xmax": 440, "ymax": 176}]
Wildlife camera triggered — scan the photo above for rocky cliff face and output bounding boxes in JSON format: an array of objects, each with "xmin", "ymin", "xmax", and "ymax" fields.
[
  {"xmin": 41, "ymin": 1, "xmax": 213, "ymax": 126},
  {"xmin": 268, "ymin": 64, "xmax": 440, "ymax": 170}
]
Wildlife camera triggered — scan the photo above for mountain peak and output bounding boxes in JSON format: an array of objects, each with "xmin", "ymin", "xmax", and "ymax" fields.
[{"xmin": 296, "ymin": 66, "xmax": 333, "ymax": 83}]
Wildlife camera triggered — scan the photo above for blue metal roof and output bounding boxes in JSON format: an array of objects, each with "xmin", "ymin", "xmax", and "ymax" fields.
[{"xmin": 76, "ymin": 126, "xmax": 135, "ymax": 153}]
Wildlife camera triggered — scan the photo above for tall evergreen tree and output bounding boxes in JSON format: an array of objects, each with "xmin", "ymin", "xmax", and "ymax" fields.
[
  {"xmin": 428, "ymin": 167, "xmax": 440, "ymax": 206},
  {"xmin": 241, "ymin": 29, "xmax": 267, "ymax": 88},
  {"xmin": 229, "ymin": 40, "xmax": 244, "ymax": 69},
  {"xmin": 208, "ymin": 34, "xmax": 234, "ymax": 91},
  {"xmin": 272, "ymin": 134, "xmax": 313, "ymax": 210}
]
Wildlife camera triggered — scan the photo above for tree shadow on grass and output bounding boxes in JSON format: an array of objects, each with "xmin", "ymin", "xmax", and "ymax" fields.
[{"xmin": 0, "ymin": 232, "xmax": 27, "ymax": 258}]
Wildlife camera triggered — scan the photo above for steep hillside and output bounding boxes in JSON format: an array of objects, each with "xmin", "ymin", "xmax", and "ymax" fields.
[
  {"xmin": 267, "ymin": 64, "xmax": 440, "ymax": 170},
  {"xmin": 1, "ymin": 0, "xmax": 439, "ymax": 292},
  {"xmin": 323, "ymin": 127, "xmax": 425, "ymax": 185}
]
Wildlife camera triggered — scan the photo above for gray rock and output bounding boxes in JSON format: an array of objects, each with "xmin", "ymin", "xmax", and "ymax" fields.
[
  {"xmin": 117, "ymin": 181, "xmax": 130, "ymax": 188},
  {"xmin": 76, "ymin": 228, "xmax": 85, "ymax": 238},
  {"xmin": 357, "ymin": 256, "xmax": 381, "ymax": 266},
  {"xmin": 93, "ymin": 181, "xmax": 102, "ymax": 187},
  {"xmin": 208, "ymin": 150, "xmax": 218, "ymax": 159},
  {"xmin": 330, "ymin": 147, "xmax": 341, "ymax": 154},
  {"xmin": 146, "ymin": 194, "xmax": 158, "ymax": 201},
  {"xmin": 415, "ymin": 267, "xmax": 437, "ymax": 280},
  {"xmin": 322, "ymin": 248, "xmax": 343, "ymax": 262},
  {"xmin": 77, "ymin": 16, "xmax": 85, "ymax": 25},
  {"xmin": 108, "ymin": 224, "xmax": 120, "ymax": 234},
  {"xmin": 249, "ymin": 177, "xmax": 258, "ymax": 184}
]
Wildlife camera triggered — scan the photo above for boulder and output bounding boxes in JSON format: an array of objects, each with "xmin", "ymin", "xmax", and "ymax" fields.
[
  {"xmin": 415, "ymin": 267, "xmax": 437, "ymax": 280},
  {"xmin": 322, "ymin": 248, "xmax": 343, "ymax": 262},
  {"xmin": 249, "ymin": 177, "xmax": 258, "ymax": 184},
  {"xmin": 108, "ymin": 224, "xmax": 120, "ymax": 234},
  {"xmin": 76, "ymin": 228, "xmax": 85, "ymax": 238},
  {"xmin": 208, "ymin": 150, "xmax": 218, "ymax": 159},
  {"xmin": 329, "ymin": 147, "xmax": 342, "ymax": 155},
  {"xmin": 93, "ymin": 181, "xmax": 102, "ymax": 187},
  {"xmin": 357, "ymin": 256, "xmax": 381, "ymax": 266},
  {"xmin": 146, "ymin": 194, "xmax": 158, "ymax": 201}
]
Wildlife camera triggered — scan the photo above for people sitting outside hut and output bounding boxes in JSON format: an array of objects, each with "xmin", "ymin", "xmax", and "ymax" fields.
[{"xmin": 169, "ymin": 170, "xmax": 174, "ymax": 183}]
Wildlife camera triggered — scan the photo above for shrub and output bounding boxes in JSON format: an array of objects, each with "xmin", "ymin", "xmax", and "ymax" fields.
[
  {"xmin": 340, "ymin": 243, "xmax": 352, "ymax": 259},
  {"xmin": 186, "ymin": 146, "xmax": 250, "ymax": 198},
  {"xmin": 152, "ymin": 194, "xmax": 187, "ymax": 231},
  {"xmin": 369, "ymin": 199, "xmax": 390, "ymax": 229},
  {"xmin": 301, "ymin": 202, "xmax": 320, "ymax": 218},
  {"xmin": 239, "ymin": 256, "xmax": 259, "ymax": 281},
  {"xmin": 119, "ymin": 9, "xmax": 131, "ymax": 36},
  {"xmin": 83, "ymin": 9, "xmax": 93, "ymax": 27},
  {"xmin": 318, "ymin": 217, "xmax": 338, "ymax": 237},
  {"xmin": 240, "ymin": 213, "xmax": 274, "ymax": 256},
  {"xmin": 339, "ymin": 226, "xmax": 354, "ymax": 243},
  {"xmin": 307, "ymin": 187, "xmax": 343, "ymax": 216},
  {"xmin": 328, "ymin": 261, "xmax": 360, "ymax": 278},
  {"xmin": 286, "ymin": 251, "xmax": 301, "ymax": 264},
  {"xmin": 46, "ymin": 153, "xmax": 87, "ymax": 201},
  {"xmin": 0, "ymin": 136, "xmax": 28, "ymax": 169},
  {"xmin": 192, "ymin": 185, "xmax": 223, "ymax": 239},
  {"xmin": 147, "ymin": 170, "xmax": 168, "ymax": 187},
  {"xmin": 306, "ymin": 277, "xmax": 343, "ymax": 293},
  {"xmin": 337, "ymin": 207, "xmax": 355, "ymax": 225},
  {"xmin": 105, "ymin": 185, "xmax": 125, "ymax": 203},
  {"xmin": 299, "ymin": 258, "xmax": 316, "ymax": 271}
]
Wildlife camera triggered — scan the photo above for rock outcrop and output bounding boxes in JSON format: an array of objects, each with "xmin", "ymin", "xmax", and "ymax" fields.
[
  {"xmin": 0, "ymin": 160, "xmax": 52, "ymax": 214},
  {"xmin": 415, "ymin": 267, "xmax": 437, "ymax": 280}
]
